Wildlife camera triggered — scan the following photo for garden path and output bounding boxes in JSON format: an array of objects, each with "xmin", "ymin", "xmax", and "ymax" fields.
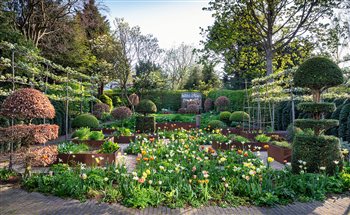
[{"xmin": 0, "ymin": 185, "xmax": 349, "ymax": 215}]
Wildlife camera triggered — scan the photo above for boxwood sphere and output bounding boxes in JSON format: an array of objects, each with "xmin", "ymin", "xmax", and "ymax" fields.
[
  {"xmin": 72, "ymin": 113, "xmax": 99, "ymax": 128},
  {"xmin": 294, "ymin": 57, "xmax": 343, "ymax": 91},
  {"xmin": 136, "ymin": 99, "xmax": 157, "ymax": 114}
]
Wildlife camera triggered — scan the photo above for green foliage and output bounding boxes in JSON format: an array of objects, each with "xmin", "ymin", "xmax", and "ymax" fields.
[
  {"xmin": 0, "ymin": 168, "xmax": 17, "ymax": 181},
  {"xmin": 230, "ymin": 111, "xmax": 250, "ymax": 122},
  {"xmin": 135, "ymin": 116, "xmax": 156, "ymax": 133},
  {"xmin": 294, "ymin": 119, "xmax": 339, "ymax": 132},
  {"xmin": 207, "ymin": 120, "xmax": 226, "ymax": 130},
  {"xmin": 294, "ymin": 57, "xmax": 344, "ymax": 91},
  {"xmin": 113, "ymin": 127, "xmax": 132, "ymax": 137},
  {"xmin": 208, "ymin": 133, "xmax": 229, "ymax": 143},
  {"xmin": 154, "ymin": 114, "xmax": 195, "ymax": 123},
  {"xmin": 57, "ymin": 141, "xmax": 90, "ymax": 154},
  {"xmin": 297, "ymin": 102, "xmax": 336, "ymax": 114},
  {"xmin": 286, "ymin": 124, "xmax": 302, "ymax": 142},
  {"xmin": 292, "ymin": 134, "xmax": 343, "ymax": 174},
  {"xmin": 219, "ymin": 111, "xmax": 231, "ymax": 124},
  {"xmin": 339, "ymin": 104, "xmax": 350, "ymax": 141},
  {"xmin": 136, "ymin": 99, "xmax": 157, "ymax": 115},
  {"xmin": 208, "ymin": 90, "xmax": 245, "ymax": 111},
  {"xmin": 99, "ymin": 141, "xmax": 120, "ymax": 153},
  {"xmin": 89, "ymin": 131, "xmax": 105, "ymax": 141},
  {"xmin": 230, "ymin": 135, "xmax": 249, "ymax": 143},
  {"xmin": 72, "ymin": 127, "xmax": 91, "ymax": 140},
  {"xmin": 0, "ymin": 116, "xmax": 9, "ymax": 128},
  {"xmin": 255, "ymin": 134, "xmax": 271, "ymax": 143},
  {"xmin": 99, "ymin": 94, "xmax": 113, "ymax": 110},
  {"xmin": 270, "ymin": 141, "xmax": 291, "ymax": 149},
  {"xmin": 72, "ymin": 113, "xmax": 99, "ymax": 129}
]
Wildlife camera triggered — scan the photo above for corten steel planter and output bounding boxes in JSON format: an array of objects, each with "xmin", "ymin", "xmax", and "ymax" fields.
[
  {"xmin": 71, "ymin": 136, "xmax": 114, "ymax": 148},
  {"xmin": 57, "ymin": 150, "xmax": 120, "ymax": 166},
  {"xmin": 156, "ymin": 122, "xmax": 196, "ymax": 131},
  {"xmin": 268, "ymin": 144, "xmax": 292, "ymax": 163},
  {"xmin": 114, "ymin": 135, "xmax": 135, "ymax": 144},
  {"xmin": 91, "ymin": 128, "xmax": 117, "ymax": 135}
]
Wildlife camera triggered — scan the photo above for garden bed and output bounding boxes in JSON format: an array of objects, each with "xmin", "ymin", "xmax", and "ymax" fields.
[
  {"xmin": 157, "ymin": 122, "xmax": 196, "ymax": 130},
  {"xmin": 114, "ymin": 135, "xmax": 135, "ymax": 144},
  {"xmin": 91, "ymin": 128, "xmax": 117, "ymax": 135},
  {"xmin": 268, "ymin": 144, "xmax": 292, "ymax": 163},
  {"xmin": 71, "ymin": 137, "xmax": 114, "ymax": 148},
  {"xmin": 212, "ymin": 141, "xmax": 269, "ymax": 151},
  {"xmin": 56, "ymin": 149, "xmax": 120, "ymax": 166}
]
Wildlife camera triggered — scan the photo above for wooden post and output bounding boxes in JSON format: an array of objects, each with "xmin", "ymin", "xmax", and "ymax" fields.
[{"xmin": 65, "ymin": 72, "xmax": 69, "ymax": 141}]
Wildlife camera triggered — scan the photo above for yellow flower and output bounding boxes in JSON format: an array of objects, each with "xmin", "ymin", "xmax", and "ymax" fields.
[
  {"xmin": 145, "ymin": 169, "xmax": 151, "ymax": 175},
  {"xmin": 267, "ymin": 157, "xmax": 274, "ymax": 163}
]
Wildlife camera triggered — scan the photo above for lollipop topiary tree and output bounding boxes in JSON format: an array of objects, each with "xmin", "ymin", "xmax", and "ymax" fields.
[
  {"xmin": 292, "ymin": 57, "xmax": 344, "ymax": 175},
  {"xmin": 135, "ymin": 99, "xmax": 157, "ymax": 133},
  {"xmin": 0, "ymin": 88, "xmax": 59, "ymax": 169}
]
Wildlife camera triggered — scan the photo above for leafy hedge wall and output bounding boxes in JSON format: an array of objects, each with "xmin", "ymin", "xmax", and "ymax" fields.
[{"xmin": 207, "ymin": 89, "xmax": 246, "ymax": 111}]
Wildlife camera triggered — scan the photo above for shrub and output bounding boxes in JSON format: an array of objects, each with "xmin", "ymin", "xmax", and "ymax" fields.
[
  {"xmin": 177, "ymin": 108, "xmax": 187, "ymax": 114},
  {"xmin": 187, "ymin": 104, "xmax": 199, "ymax": 114},
  {"xmin": 0, "ymin": 88, "xmax": 55, "ymax": 120},
  {"xmin": 93, "ymin": 103, "xmax": 110, "ymax": 119},
  {"xmin": 72, "ymin": 127, "xmax": 91, "ymax": 140},
  {"xmin": 57, "ymin": 141, "xmax": 89, "ymax": 154},
  {"xmin": 99, "ymin": 94, "xmax": 113, "ymax": 110},
  {"xmin": 219, "ymin": 111, "xmax": 231, "ymax": 124},
  {"xmin": 255, "ymin": 134, "xmax": 271, "ymax": 143},
  {"xmin": 99, "ymin": 141, "xmax": 120, "ymax": 153},
  {"xmin": 270, "ymin": 141, "xmax": 291, "ymax": 149},
  {"xmin": 214, "ymin": 96, "xmax": 230, "ymax": 111},
  {"xmin": 208, "ymin": 89, "xmax": 245, "ymax": 111},
  {"xmin": 0, "ymin": 116, "xmax": 9, "ymax": 128},
  {"xmin": 88, "ymin": 131, "xmax": 105, "ymax": 141},
  {"xmin": 230, "ymin": 111, "xmax": 250, "ymax": 122},
  {"xmin": 135, "ymin": 116, "xmax": 156, "ymax": 133},
  {"xmin": 71, "ymin": 113, "xmax": 99, "ymax": 129},
  {"xmin": 111, "ymin": 95, "xmax": 122, "ymax": 107},
  {"xmin": 339, "ymin": 104, "xmax": 350, "ymax": 141},
  {"xmin": 136, "ymin": 99, "xmax": 157, "ymax": 115},
  {"xmin": 292, "ymin": 134, "xmax": 343, "ymax": 175},
  {"xmin": 26, "ymin": 145, "xmax": 58, "ymax": 167},
  {"xmin": 204, "ymin": 98, "xmax": 213, "ymax": 112},
  {"xmin": 111, "ymin": 106, "xmax": 132, "ymax": 121},
  {"xmin": 207, "ymin": 120, "xmax": 226, "ymax": 130},
  {"xmin": 286, "ymin": 124, "xmax": 302, "ymax": 142}
]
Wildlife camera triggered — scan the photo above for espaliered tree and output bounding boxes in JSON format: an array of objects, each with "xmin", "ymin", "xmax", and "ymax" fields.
[
  {"xmin": 0, "ymin": 88, "xmax": 59, "ymax": 169},
  {"xmin": 292, "ymin": 57, "xmax": 344, "ymax": 175}
]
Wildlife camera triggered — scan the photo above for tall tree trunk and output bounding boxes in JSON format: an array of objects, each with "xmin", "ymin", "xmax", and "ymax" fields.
[
  {"xmin": 98, "ymin": 82, "xmax": 104, "ymax": 96},
  {"xmin": 266, "ymin": 47, "xmax": 273, "ymax": 76}
]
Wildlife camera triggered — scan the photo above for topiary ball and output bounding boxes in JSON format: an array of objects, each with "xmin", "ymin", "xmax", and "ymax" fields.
[
  {"xmin": 204, "ymin": 98, "xmax": 213, "ymax": 112},
  {"xmin": 0, "ymin": 88, "xmax": 55, "ymax": 120},
  {"xmin": 178, "ymin": 108, "xmax": 187, "ymax": 114},
  {"xmin": 294, "ymin": 57, "xmax": 343, "ymax": 91},
  {"xmin": 214, "ymin": 96, "xmax": 230, "ymax": 111},
  {"xmin": 219, "ymin": 111, "xmax": 231, "ymax": 124},
  {"xmin": 71, "ymin": 113, "xmax": 99, "ymax": 129},
  {"xmin": 111, "ymin": 106, "xmax": 132, "ymax": 120},
  {"xmin": 207, "ymin": 120, "xmax": 226, "ymax": 130},
  {"xmin": 93, "ymin": 103, "xmax": 110, "ymax": 119},
  {"xmin": 136, "ymin": 99, "xmax": 157, "ymax": 115},
  {"xmin": 187, "ymin": 104, "xmax": 199, "ymax": 114},
  {"xmin": 230, "ymin": 111, "xmax": 250, "ymax": 122},
  {"xmin": 129, "ymin": 93, "xmax": 140, "ymax": 106}
]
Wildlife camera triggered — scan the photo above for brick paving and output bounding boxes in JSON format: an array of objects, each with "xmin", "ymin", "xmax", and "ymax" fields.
[{"xmin": 1, "ymin": 185, "xmax": 349, "ymax": 215}]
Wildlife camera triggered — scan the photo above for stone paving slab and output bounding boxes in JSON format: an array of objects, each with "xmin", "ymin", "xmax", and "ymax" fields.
[{"xmin": 1, "ymin": 185, "xmax": 349, "ymax": 215}]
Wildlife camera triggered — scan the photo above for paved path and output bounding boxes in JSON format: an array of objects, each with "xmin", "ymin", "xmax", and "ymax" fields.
[{"xmin": 1, "ymin": 185, "xmax": 349, "ymax": 215}]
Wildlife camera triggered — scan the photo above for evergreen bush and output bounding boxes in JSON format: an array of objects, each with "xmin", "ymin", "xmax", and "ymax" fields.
[
  {"xmin": 71, "ymin": 113, "xmax": 99, "ymax": 129},
  {"xmin": 136, "ymin": 99, "xmax": 157, "ymax": 115}
]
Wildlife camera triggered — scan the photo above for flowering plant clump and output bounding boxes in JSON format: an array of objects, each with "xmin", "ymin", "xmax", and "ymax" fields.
[
  {"xmin": 93, "ymin": 103, "xmax": 110, "ymax": 119},
  {"xmin": 111, "ymin": 106, "xmax": 132, "ymax": 120},
  {"xmin": 22, "ymin": 128, "xmax": 350, "ymax": 208},
  {"xmin": 26, "ymin": 145, "xmax": 58, "ymax": 167},
  {"xmin": 186, "ymin": 104, "xmax": 200, "ymax": 114}
]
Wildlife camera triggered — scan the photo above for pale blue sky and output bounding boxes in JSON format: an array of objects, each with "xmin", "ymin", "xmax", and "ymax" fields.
[{"xmin": 103, "ymin": 0, "xmax": 213, "ymax": 49}]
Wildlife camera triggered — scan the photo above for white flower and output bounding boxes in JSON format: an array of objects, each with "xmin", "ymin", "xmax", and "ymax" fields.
[
  {"xmin": 104, "ymin": 177, "xmax": 108, "ymax": 182},
  {"xmin": 302, "ymin": 161, "xmax": 306, "ymax": 165},
  {"xmin": 148, "ymin": 180, "xmax": 153, "ymax": 184},
  {"xmin": 222, "ymin": 177, "xmax": 226, "ymax": 182},
  {"xmin": 334, "ymin": 160, "xmax": 339, "ymax": 165},
  {"xmin": 158, "ymin": 181, "xmax": 163, "ymax": 185},
  {"xmin": 224, "ymin": 183, "xmax": 229, "ymax": 188},
  {"xmin": 132, "ymin": 171, "xmax": 137, "ymax": 176},
  {"xmin": 133, "ymin": 176, "xmax": 139, "ymax": 180},
  {"xmin": 80, "ymin": 173, "xmax": 87, "ymax": 180},
  {"xmin": 320, "ymin": 166, "xmax": 326, "ymax": 171}
]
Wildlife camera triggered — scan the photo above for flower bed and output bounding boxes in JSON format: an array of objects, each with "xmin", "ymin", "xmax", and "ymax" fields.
[
  {"xmin": 156, "ymin": 122, "xmax": 196, "ymax": 130},
  {"xmin": 57, "ymin": 151, "xmax": 119, "ymax": 166},
  {"xmin": 114, "ymin": 135, "xmax": 135, "ymax": 144},
  {"xmin": 91, "ymin": 128, "xmax": 117, "ymax": 135},
  {"xmin": 71, "ymin": 137, "xmax": 114, "ymax": 148}
]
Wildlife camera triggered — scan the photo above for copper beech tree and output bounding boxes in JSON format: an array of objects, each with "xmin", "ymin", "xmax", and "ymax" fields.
[{"xmin": 0, "ymin": 88, "xmax": 59, "ymax": 168}]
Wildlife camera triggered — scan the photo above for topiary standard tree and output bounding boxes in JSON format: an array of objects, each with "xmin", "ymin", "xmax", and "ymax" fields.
[
  {"xmin": 135, "ymin": 99, "xmax": 157, "ymax": 133},
  {"xmin": 230, "ymin": 111, "xmax": 250, "ymax": 128},
  {"xmin": 0, "ymin": 88, "xmax": 59, "ymax": 169},
  {"xmin": 111, "ymin": 106, "xmax": 132, "ymax": 127},
  {"xmin": 129, "ymin": 93, "xmax": 139, "ymax": 112},
  {"xmin": 292, "ymin": 57, "xmax": 344, "ymax": 175},
  {"xmin": 93, "ymin": 103, "xmax": 110, "ymax": 119},
  {"xmin": 214, "ymin": 96, "xmax": 230, "ymax": 112},
  {"xmin": 204, "ymin": 98, "xmax": 213, "ymax": 112}
]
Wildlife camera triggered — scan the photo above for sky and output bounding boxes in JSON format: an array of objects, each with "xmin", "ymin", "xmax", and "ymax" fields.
[{"xmin": 103, "ymin": 0, "xmax": 213, "ymax": 49}]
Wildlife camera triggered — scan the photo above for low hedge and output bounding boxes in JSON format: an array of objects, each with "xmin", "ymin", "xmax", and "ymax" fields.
[
  {"xmin": 292, "ymin": 134, "xmax": 343, "ymax": 174},
  {"xmin": 219, "ymin": 111, "xmax": 231, "ymax": 124}
]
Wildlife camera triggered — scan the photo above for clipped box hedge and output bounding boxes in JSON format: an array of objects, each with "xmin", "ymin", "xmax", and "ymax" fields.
[
  {"xmin": 294, "ymin": 119, "xmax": 339, "ymax": 131},
  {"xmin": 297, "ymin": 102, "xmax": 336, "ymax": 114},
  {"xmin": 136, "ymin": 116, "xmax": 156, "ymax": 133}
]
